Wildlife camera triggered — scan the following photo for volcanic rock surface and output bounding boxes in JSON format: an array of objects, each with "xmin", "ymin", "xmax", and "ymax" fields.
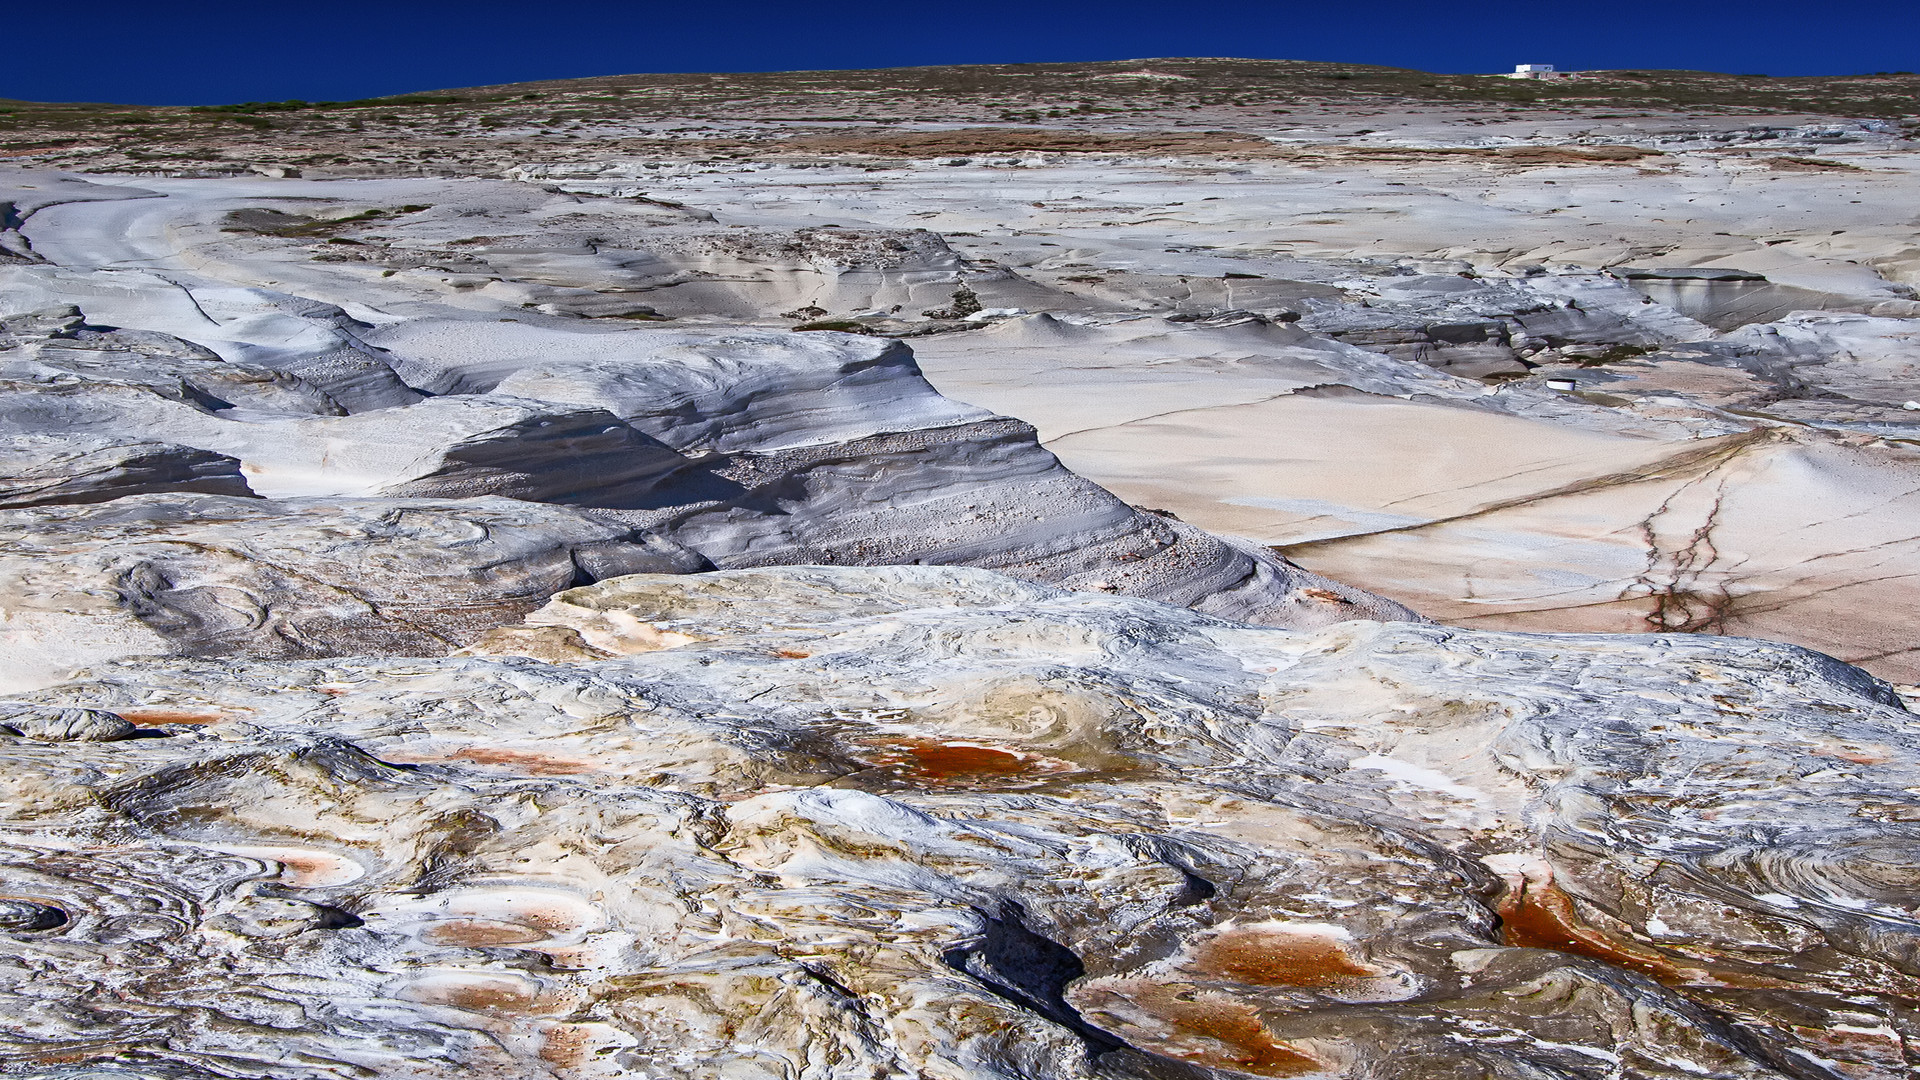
[
  {"xmin": 3, "ymin": 565, "xmax": 1917, "ymax": 1079},
  {"xmin": 9, "ymin": 82, "xmax": 1918, "ymax": 677},
  {"xmin": 0, "ymin": 58, "xmax": 1917, "ymax": 1080},
  {"xmin": 0, "ymin": 175, "xmax": 1411, "ymax": 682}
]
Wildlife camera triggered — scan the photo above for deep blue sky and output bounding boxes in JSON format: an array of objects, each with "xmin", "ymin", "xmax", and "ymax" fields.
[{"xmin": 8, "ymin": 0, "xmax": 1915, "ymax": 105}]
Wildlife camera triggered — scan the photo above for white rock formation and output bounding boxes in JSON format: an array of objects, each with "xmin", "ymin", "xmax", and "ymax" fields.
[
  {"xmin": 0, "ymin": 434, "xmax": 251, "ymax": 507},
  {"xmin": 0, "ymin": 493, "xmax": 702, "ymax": 692},
  {"xmin": 0, "ymin": 80, "xmax": 1916, "ymax": 1080},
  {"xmin": 0, "ymin": 565, "xmax": 1912, "ymax": 1078},
  {"xmin": 11, "ymin": 150, "xmax": 1910, "ymax": 675},
  {"xmin": 0, "ymin": 171, "xmax": 1416, "ymax": 689}
]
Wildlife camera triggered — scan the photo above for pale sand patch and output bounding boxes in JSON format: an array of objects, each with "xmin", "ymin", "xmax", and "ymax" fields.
[
  {"xmin": 1030, "ymin": 392, "xmax": 1677, "ymax": 543},
  {"xmin": 1073, "ymin": 400, "xmax": 1919, "ymax": 677},
  {"xmin": 1292, "ymin": 437, "xmax": 1920, "ymax": 674},
  {"xmin": 913, "ymin": 370, "xmax": 1920, "ymax": 679}
]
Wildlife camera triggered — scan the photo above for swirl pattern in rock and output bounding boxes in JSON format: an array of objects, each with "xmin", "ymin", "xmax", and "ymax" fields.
[
  {"xmin": 0, "ymin": 493, "xmax": 705, "ymax": 692},
  {"xmin": 0, "ymin": 565, "xmax": 1912, "ymax": 1079},
  {"xmin": 0, "ymin": 253, "xmax": 1415, "ymax": 689}
]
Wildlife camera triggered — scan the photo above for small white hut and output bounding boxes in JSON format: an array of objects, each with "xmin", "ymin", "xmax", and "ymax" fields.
[{"xmin": 1507, "ymin": 64, "xmax": 1571, "ymax": 80}]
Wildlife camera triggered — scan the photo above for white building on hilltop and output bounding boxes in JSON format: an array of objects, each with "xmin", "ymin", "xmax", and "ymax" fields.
[{"xmin": 1507, "ymin": 64, "xmax": 1573, "ymax": 80}]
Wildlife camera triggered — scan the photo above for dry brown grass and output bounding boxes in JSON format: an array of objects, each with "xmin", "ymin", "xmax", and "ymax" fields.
[
  {"xmin": 1327, "ymin": 144, "xmax": 1661, "ymax": 164},
  {"xmin": 1765, "ymin": 155, "xmax": 1863, "ymax": 170},
  {"xmin": 770, "ymin": 127, "xmax": 1275, "ymax": 157}
]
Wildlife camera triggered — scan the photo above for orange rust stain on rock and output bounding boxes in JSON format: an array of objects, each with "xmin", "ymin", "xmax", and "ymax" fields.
[
  {"xmin": 773, "ymin": 648, "xmax": 812, "ymax": 659},
  {"xmin": 538, "ymin": 1023, "xmax": 594, "ymax": 1068},
  {"xmin": 1497, "ymin": 880, "xmax": 1814, "ymax": 993},
  {"xmin": 493, "ymin": 905, "xmax": 582, "ymax": 934},
  {"xmin": 423, "ymin": 982, "xmax": 547, "ymax": 1014},
  {"xmin": 887, "ymin": 740, "xmax": 1030, "ymax": 780},
  {"xmin": 272, "ymin": 853, "xmax": 342, "ymax": 880},
  {"xmin": 447, "ymin": 747, "xmax": 596, "ymax": 775},
  {"xmin": 1189, "ymin": 927, "xmax": 1374, "ymax": 988},
  {"xmin": 1500, "ymin": 879, "xmax": 1681, "ymax": 981},
  {"xmin": 1169, "ymin": 1006, "xmax": 1320, "ymax": 1077},
  {"xmin": 114, "ymin": 708, "xmax": 226, "ymax": 726},
  {"xmin": 28, "ymin": 1052, "xmax": 99, "ymax": 1065},
  {"xmin": 1113, "ymin": 987, "xmax": 1322, "ymax": 1078},
  {"xmin": 29, "ymin": 1049, "xmax": 149, "ymax": 1069},
  {"xmin": 1813, "ymin": 742, "xmax": 1891, "ymax": 765},
  {"xmin": 1790, "ymin": 1020, "xmax": 1909, "ymax": 1068},
  {"xmin": 856, "ymin": 740, "xmax": 1081, "ymax": 787},
  {"xmin": 421, "ymin": 918, "xmax": 548, "ymax": 947}
]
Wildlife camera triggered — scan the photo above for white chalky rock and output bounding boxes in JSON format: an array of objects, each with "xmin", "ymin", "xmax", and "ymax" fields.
[
  {"xmin": 0, "ymin": 493, "xmax": 704, "ymax": 692},
  {"xmin": 0, "ymin": 565, "xmax": 1911, "ymax": 1079}
]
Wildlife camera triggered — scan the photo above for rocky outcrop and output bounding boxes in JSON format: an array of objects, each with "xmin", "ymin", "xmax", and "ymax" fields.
[
  {"xmin": 1, "ymin": 565, "xmax": 1912, "ymax": 1078},
  {"xmin": 1615, "ymin": 267, "xmax": 1920, "ymax": 330},
  {"xmin": 0, "ymin": 304, "xmax": 346, "ymax": 426},
  {"xmin": 0, "ymin": 85, "xmax": 1916, "ymax": 1080},
  {"xmin": 0, "ymin": 291, "xmax": 1415, "ymax": 686},
  {"xmin": 0, "ymin": 289, "xmax": 419, "ymax": 414},
  {"xmin": 359, "ymin": 322, "xmax": 1412, "ymax": 623},
  {"xmin": 227, "ymin": 394, "xmax": 695, "ymax": 503},
  {"xmin": 0, "ymin": 493, "xmax": 704, "ymax": 692},
  {"xmin": 0, "ymin": 434, "xmax": 253, "ymax": 507}
]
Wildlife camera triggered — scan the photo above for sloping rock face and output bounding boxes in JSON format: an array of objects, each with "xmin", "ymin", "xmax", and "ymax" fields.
[
  {"xmin": 0, "ymin": 565, "xmax": 1912, "ymax": 1079},
  {"xmin": 0, "ymin": 286, "xmax": 1411, "ymax": 685},
  {"xmin": 0, "ymin": 434, "xmax": 252, "ymax": 507},
  {"xmin": 0, "ymin": 304, "xmax": 352, "ymax": 419},
  {"xmin": 7, "ymin": 150, "xmax": 1919, "ymax": 679}
]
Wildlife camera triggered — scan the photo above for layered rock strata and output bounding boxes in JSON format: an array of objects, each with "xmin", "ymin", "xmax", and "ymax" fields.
[
  {"xmin": 0, "ymin": 566, "xmax": 1912, "ymax": 1079},
  {"xmin": 0, "ymin": 79, "xmax": 1913, "ymax": 1080},
  {"xmin": 0, "ymin": 493, "xmax": 701, "ymax": 693},
  {"xmin": 0, "ymin": 277, "xmax": 1410, "ymax": 686}
]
